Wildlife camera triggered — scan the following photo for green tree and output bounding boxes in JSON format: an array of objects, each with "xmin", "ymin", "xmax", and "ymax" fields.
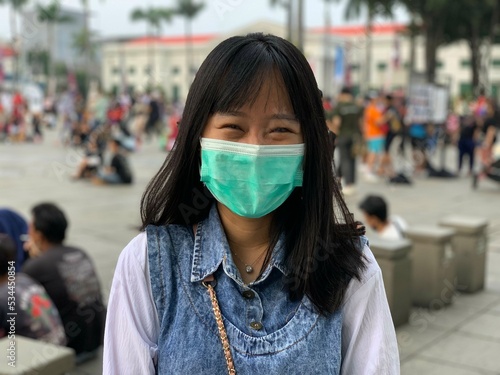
[
  {"xmin": 77, "ymin": 0, "xmax": 107, "ymax": 93},
  {"xmin": 130, "ymin": 7, "xmax": 175, "ymax": 83},
  {"xmin": 445, "ymin": 0, "xmax": 499, "ymax": 93},
  {"xmin": 344, "ymin": 0, "xmax": 394, "ymax": 92},
  {"xmin": 270, "ymin": 0, "xmax": 292, "ymax": 42},
  {"xmin": 72, "ymin": 28, "xmax": 98, "ymax": 59},
  {"xmin": 270, "ymin": 0, "xmax": 305, "ymax": 51},
  {"xmin": 27, "ymin": 49, "xmax": 49, "ymax": 76},
  {"xmin": 37, "ymin": 0, "xmax": 72, "ymax": 87},
  {"xmin": 174, "ymin": 0, "xmax": 205, "ymax": 88},
  {"xmin": 396, "ymin": 0, "xmax": 459, "ymax": 84},
  {"xmin": 297, "ymin": 0, "xmax": 304, "ymax": 51},
  {"xmin": 53, "ymin": 61, "xmax": 67, "ymax": 77},
  {"xmin": 322, "ymin": 0, "xmax": 339, "ymax": 96},
  {"xmin": 397, "ymin": 0, "xmax": 500, "ymax": 91}
]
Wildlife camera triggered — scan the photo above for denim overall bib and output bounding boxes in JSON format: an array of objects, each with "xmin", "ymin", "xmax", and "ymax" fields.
[{"xmin": 147, "ymin": 205, "xmax": 343, "ymax": 374}]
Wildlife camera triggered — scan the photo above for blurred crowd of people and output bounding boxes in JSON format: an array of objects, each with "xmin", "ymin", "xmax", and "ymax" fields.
[
  {"xmin": 324, "ymin": 87, "xmax": 500, "ymax": 196},
  {"xmin": 3, "ymin": 82, "xmax": 497, "ymax": 191},
  {"xmin": 0, "ymin": 90, "xmax": 44, "ymax": 143},
  {"xmin": 1, "ymin": 84, "xmax": 184, "ymax": 186}
]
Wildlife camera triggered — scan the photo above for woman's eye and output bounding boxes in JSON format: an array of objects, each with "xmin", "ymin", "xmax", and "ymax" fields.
[
  {"xmin": 222, "ymin": 124, "xmax": 241, "ymax": 130},
  {"xmin": 272, "ymin": 127, "xmax": 291, "ymax": 133}
]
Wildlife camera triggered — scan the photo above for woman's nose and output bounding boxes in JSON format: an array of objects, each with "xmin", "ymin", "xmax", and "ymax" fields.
[{"xmin": 241, "ymin": 129, "xmax": 264, "ymax": 145}]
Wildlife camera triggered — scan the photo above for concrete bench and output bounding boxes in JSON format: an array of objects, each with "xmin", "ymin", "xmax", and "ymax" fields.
[
  {"xmin": 439, "ymin": 215, "xmax": 489, "ymax": 293},
  {"xmin": 0, "ymin": 336, "xmax": 74, "ymax": 375},
  {"xmin": 370, "ymin": 238, "xmax": 412, "ymax": 327},
  {"xmin": 404, "ymin": 226, "xmax": 457, "ymax": 308}
]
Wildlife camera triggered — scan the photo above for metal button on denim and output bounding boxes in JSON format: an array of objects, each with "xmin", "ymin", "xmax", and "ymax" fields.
[
  {"xmin": 250, "ymin": 321, "xmax": 263, "ymax": 330},
  {"xmin": 242, "ymin": 290, "xmax": 255, "ymax": 299}
]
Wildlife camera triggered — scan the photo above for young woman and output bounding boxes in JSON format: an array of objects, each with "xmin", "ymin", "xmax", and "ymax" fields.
[{"xmin": 103, "ymin": 33, "xmax": 399, "ymax": 374}]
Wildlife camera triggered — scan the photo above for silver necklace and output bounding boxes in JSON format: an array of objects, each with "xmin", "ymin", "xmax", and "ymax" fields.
[{"xmin": 231, "ymin": 249, "xmax": 267, "ymax": 274}]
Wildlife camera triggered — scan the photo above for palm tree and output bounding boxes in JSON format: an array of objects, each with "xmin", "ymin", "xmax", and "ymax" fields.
[
  {"xmin": 174, "ymin": 0, "xmax": 205, "ymax": 89},
  {"xmin": 72, "ymin": 28, "xmax": 98, "ymax": 59},
  {"xmin": 37, "ymin": 0, "xmax": 72, "ymax": 90},
  {"xmin": 322, "ymin": 0, "xmax": 338, "ymax": 96},
  {"xmin": 344, "ymin": 0, "xmax": 394, "ymax": 93},
  {"xmin": 269, "ymin": 0, "xmax": 305, "ymax": 51},
  {"xmin": 77, "ymin": 0, "xmax": 107, "ymax": 93},
  {"xmin": 0, "ymin": 0, "xmax": 30, "ymax": 87},
  {"xmin": 297, "ymin": 0, "xmax": 304, "ymax": 51},
  {"xmin": 130, "ymin": 7, "xmax": 175, "ymax": 86},
  {"xmin": 270, "ymin": 0, "xmax": 292, "ymax": 42},
  {"xmin": 395, "ymin": 0, "xmax": 456, "ymax": 84}
]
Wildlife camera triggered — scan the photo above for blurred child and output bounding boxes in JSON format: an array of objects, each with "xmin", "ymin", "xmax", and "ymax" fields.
[{"xmin": 359, "ymin": 195, "xmax": 407, "ymax": 240}]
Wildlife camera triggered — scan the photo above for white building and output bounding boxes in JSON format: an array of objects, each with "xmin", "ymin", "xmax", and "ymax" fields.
[{"xmin": 100, "ymin": 21, "xmax": 500, "ymax": 101}]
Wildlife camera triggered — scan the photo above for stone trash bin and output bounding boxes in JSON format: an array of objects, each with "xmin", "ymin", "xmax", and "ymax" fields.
[
  {"xmin": 439, "ymin": 215, "xmax": 488, "ymax": 293},
  {"xmin": 370, "ymin": 238, "xmax": 412, "ymax": 327},
  {"xmin": 404, "ymin": 226, "xmax": 457, "ymax": 308},
  {"xmin": 0, "ymin": 335, "xmax": 75, "ymax": 375}
]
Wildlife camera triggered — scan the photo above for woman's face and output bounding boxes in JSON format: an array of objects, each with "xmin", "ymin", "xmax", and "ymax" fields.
[{"xmin": 202, "ymin": 78, "xmax": 303, "ymax": 145}]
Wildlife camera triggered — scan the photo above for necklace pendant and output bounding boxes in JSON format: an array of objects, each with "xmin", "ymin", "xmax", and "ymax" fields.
[{"xmin": 245, "ymin": 265, "xmax": 254, "ymax": 273}]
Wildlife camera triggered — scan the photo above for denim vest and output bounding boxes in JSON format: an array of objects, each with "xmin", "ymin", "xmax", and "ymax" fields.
[{"xmin": 147, "ymin": 205, "xmax": 343, "ymax": 374}]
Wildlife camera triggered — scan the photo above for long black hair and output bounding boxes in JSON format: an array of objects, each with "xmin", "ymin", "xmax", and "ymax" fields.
[{"xmin": 141, "ymin": 33, "xmax": 365, "ymax": 315}]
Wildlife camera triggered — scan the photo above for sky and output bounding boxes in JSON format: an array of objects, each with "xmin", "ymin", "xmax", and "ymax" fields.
[{"xmin": 0, "ymin": 0, "xmax": 409, "ymax": 41}]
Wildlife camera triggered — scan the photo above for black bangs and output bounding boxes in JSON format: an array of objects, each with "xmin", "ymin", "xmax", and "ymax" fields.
[{"xmin": 210, "ymin": 38, "xmax": 288, "ymax": 114}]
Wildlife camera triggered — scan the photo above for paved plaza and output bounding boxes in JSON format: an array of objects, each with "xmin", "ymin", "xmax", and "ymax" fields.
[{"xmin": 1, "ymin": 129, "xmax": 499, "ymax": 375}]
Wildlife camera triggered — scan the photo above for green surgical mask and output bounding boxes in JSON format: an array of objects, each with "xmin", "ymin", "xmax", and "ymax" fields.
[{"xmin": 200, "ymin": 138, "xmax": 304, "ymax": 218}]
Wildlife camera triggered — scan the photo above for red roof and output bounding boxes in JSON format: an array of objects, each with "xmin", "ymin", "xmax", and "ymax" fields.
[
  {"xmin": 311, "ymin": 23, "xmax": 406, "ymax": 36},
  {"xmin": 0, "ymin": 47, "xmax": 16, "ymax": 57},
  {"xmin": 129, "ymin": 34, "xmax": 216, "ymax": 46},
  {"xmin": 124, "ymin": 23, "xmax": 406, "ymax": 46}
]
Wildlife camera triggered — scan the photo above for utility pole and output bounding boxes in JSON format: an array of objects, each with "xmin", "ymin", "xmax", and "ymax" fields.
[
  {"xmin": 83, "ymin": 0, "xmax": 91, "ymax": 95},
  {"xmin": 288, "ymin": 0, "xmax": 304, "ymax": 52},
  {"xmin": 297, "ymin": 0, "xmax": 304, "ymax": 52}
]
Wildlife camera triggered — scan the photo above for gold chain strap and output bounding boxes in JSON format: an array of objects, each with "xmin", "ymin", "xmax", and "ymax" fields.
[{"xmin": 202, "ymin": 275, "xmax": 236, "ymax": 375}]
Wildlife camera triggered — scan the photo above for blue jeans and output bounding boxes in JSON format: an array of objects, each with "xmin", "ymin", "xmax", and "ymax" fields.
[{"xmin": 98, "ymin": 171, "xmax": 123, "ymax": 184}]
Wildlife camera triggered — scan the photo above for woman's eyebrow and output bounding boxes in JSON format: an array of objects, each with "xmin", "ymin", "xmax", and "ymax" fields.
[
  {"xmin": 217, "ymin": 111, "xmax": 248, "ymax": 118},
  {"xmin": 216, "ymin": 111, "xmax": 299, "ymax": 122},
  {"xmin": 270, "ymin": 114, "xmax": 299, "ymax": 122}
]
